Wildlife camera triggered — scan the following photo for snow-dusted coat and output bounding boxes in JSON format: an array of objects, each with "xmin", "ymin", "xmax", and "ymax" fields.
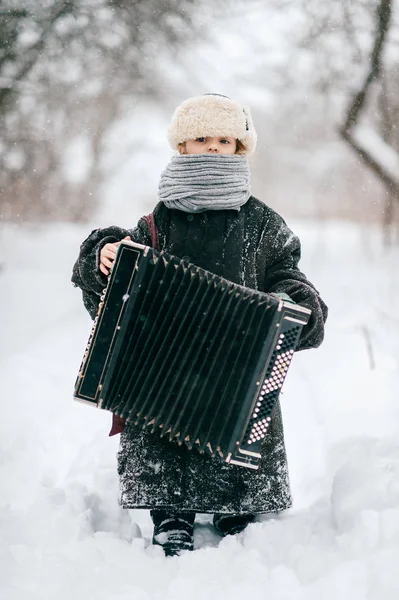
[{"xmin": 72, "ymin": 197, "xmax": 328, "ymax": 514}]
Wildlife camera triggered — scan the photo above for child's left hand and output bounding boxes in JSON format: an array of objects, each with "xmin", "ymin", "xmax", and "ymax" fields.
[{"xmin": 99, "ymin": 236, "xmax": 131, "ymax": 275}]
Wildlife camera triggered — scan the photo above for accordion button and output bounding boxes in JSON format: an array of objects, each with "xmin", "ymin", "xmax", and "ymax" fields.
[
  {"xmin": 182, "ymin": 255, "xmax": 190, "ymax": 262},
  {"xmin": 187, "ymin": 215, "xmax": 194, "ymax": 221}
]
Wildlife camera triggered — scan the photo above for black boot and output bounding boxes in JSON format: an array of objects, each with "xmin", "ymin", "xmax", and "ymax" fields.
[
  {"xmin": 150, "ymin": 509, "xmax": 195, "ymax": 557},
  {"xmin": 213, "ymin": 513, "xmax": 255, "ymax": 537}
]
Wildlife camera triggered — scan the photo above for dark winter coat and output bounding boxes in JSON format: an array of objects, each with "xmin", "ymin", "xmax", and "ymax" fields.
[{"xmin": 72, "ymin": 197, "xmax": 328, "ymax": 515}]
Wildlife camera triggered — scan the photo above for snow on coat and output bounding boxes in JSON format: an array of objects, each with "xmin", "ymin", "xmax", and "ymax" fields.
[{"xmin": 71, "ymin": 197, "xmax": 328, "ymax": 514}]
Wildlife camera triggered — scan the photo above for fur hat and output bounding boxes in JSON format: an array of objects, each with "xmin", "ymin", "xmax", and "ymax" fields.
[{"xmin": 167, "ymin": 94, "xmax": 257, "ymax": 156}]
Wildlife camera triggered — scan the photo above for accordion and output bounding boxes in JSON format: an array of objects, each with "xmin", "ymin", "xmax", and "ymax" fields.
[{"xmin": 74, "ymin": 241, "xmax": 311, "ymax": 469}]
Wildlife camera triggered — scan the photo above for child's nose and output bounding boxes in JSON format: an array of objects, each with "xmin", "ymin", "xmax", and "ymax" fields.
[{"xmin": 208, "ymin": 142, "xmax": 219, "ymax": 153}]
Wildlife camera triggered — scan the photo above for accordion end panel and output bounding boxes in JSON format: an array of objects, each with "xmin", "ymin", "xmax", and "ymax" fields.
[
  {"xmin": 73, "ymin": 244, "xmax": 144, "ymax": 407},
  {"xmin": 226, "ymin": 301, "xmax": 311, "ymax": 469}
]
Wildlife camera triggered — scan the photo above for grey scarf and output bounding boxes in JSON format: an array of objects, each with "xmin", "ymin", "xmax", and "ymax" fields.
[{"xmin": 158, "ymin": 154, "xmax": 251, "ymax": 213}]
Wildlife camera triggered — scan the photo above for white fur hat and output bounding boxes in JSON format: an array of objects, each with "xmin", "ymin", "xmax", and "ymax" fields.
[{"xmin": 167, "ymin": 94, "xmax": 257, "ymax": 156}]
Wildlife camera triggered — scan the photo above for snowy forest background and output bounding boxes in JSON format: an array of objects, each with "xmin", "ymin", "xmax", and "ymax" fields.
[{"xmin": 1, "ymin": 1, "xmax": 399, "ymax": 599}]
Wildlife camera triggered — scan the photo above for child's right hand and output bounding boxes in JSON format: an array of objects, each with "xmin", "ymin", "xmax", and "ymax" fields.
[{"xmin": 99, "ymin": 236, "xmax": 131, "ymax": 275}]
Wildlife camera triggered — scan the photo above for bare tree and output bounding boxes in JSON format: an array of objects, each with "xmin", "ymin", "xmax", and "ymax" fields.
[
  {"xmin": 339, "ymin": 1, "xmax": 399, "ymax": 211},
  {"xmin": 259, "ymin": 0, "xmax": 399, "ymax": 229},
  {"xmin": 0, "ymin": 0, "xmax": 208, "ymax": 222}
]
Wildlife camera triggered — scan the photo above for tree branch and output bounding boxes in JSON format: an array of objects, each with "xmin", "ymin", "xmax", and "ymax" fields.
[
  {"xmin": 0, "ymin": 1, "xmax": 75, "ymax": 107},
  {"xmin": 339, "ymin": 0, "xmax": 399, "ymax": 202},
  {"xmin": 342, "ymin": 0, "xmax": 391, "ymax": 131},
  {"xmin": 341, "ymin": 127, "xmax": 399, "ymax": 196}
]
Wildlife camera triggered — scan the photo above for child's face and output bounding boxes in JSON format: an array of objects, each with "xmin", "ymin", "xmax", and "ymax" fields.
[{"xmin": 180, "ymin": 136, "xmax": 237, "ymax": 155}]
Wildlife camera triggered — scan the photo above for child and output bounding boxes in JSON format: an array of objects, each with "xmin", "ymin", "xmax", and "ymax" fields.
[{"xmin": 72, "ymin": 94, "xmax": 328, "ymax": 557}]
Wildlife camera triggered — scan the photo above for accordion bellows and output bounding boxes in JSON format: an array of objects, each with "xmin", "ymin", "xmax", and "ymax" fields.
[{"xmin": 74, "ymin": 242, "xmax": 310, "ymax": 469}]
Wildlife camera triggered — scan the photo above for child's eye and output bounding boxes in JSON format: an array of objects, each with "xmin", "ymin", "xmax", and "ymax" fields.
[
  {"xmin": 220, "ymin": 139, "xmax": 229, "ymax": 144},
  {"xmin": 196, "ymin": 137, "xmax": 206, "ymax": 143}
]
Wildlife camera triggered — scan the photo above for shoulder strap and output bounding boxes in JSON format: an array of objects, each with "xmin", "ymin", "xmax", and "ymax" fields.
[{"xmin": 143, "ymin": 212, "xmax": 160, "ymax": 251}]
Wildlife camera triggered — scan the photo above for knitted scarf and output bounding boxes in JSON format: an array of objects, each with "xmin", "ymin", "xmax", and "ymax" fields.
[{"xmin": 158, "ymin": 154, "xmax": 251, "ymax": 213}]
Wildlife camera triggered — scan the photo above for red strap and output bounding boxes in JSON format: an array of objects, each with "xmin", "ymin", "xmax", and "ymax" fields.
[
  {"xmin": 143, "ymin": 212, "xmax": 160, "ymax": 251},
  {"xmin": 108, "ymin": 212, "xmax": 160, "ymax": 437},
  {"xmin": 109, "ymin": 413, "xmax": 126, "ymax": 437}
]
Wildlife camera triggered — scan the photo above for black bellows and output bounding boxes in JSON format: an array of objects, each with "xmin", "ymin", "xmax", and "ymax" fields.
[{"xmin": 74, "ymin": 242, "xmax": 310, "ymax": 469}]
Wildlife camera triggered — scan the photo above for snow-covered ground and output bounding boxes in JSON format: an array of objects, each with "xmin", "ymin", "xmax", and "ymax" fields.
[{"xmin": 1, "ymin": 218, "xmax": 399, "ymax": 600}]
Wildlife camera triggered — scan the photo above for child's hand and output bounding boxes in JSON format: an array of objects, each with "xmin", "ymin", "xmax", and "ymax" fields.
[{"xmin": 99, "ymin": 236, "xmax": 131, "ymax": 275}]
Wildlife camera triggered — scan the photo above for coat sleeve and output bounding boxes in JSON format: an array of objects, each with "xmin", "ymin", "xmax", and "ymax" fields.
[
  {"xmin": 261, "ymin": 216, "xmax": 328, "ymax": 351},
  {"xmin": 71, "ymin": 220, "xmax": 151, "ymax": 319}
]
